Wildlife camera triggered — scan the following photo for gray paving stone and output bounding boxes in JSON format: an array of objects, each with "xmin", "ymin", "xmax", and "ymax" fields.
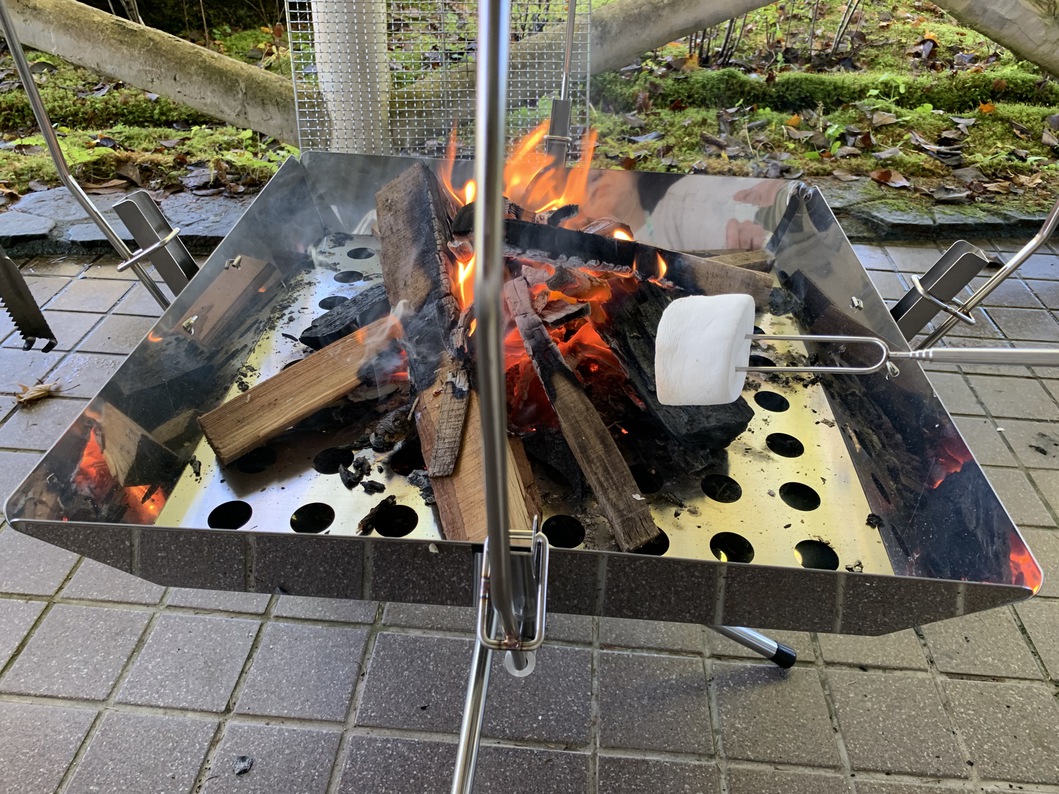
[
  {"xmin": 47, "ymin": 277, "xmax": 131, "ymax": 313},
  {"xmin": 707, "ymin": 629, "xmax": 815, "ymax": 661},
  {"xmin": 727, "ymin": 766, "xmax": 851, "ymax": 794},
  {"xmin": 52, "ymin": 352, "xmax": 125, "ymax": 399},
  {"xmin": 1015, "ymin": 598, "xmax": 1059, "ymax": 680},
  {"xmin": 867, "ymin": 270, "xmax": 908, "ymax": 301},
  {"xmin": 273, "ymin": 595, "xmax": 378, "ymax": 622},
  {"xmin": 1029, "ymin": 468, "xmax": 1059, "ymax": 524},
  {"xmin": 600, "ymin": 617, "xmax": 704, "ymax": 652},
  {"xmin": 925, "ymin": 371, "xmax": 982, "ymax": 415},
  {"xmin": 0, "ymin": 210, "xmax": 56, "ymax": 243},
  {"xmin": 200, "ymin": 721, "xmax": 341, "ymax": 794},
  {"xmin": 997, "ymin": 419, "xmax": 1059, "ymax": 469},
  {"xmin": 0, "ymin": 598, "xmax": 44, "ymax": 668},
  {"xmin": 712, "ymin": 662, "xmax": 838, "ymax": 767},
  {"xmin": 76, "ymin": 313, "xmax": 155, "ymax": 354},
  {"xmin": 23, "ymin": 255, "xmax": 87, "ymax": 277},
  {"xmin": 1022, "ymin": 530, "xmax": 1059, "ymax": 597},
  {"xmin": 381, "ymin": 602, "xmax": 474, "ymax": 632},
  {"xmin": 816, "ymin": 630, "xmax": 927, "ymax": 670},
  {"xmin": 598, "ymin": 756, "xmax": 721, "ymax": 793},
  {"xmin": 66, "ymin": 712, "xmax": 216, "ymax": 794},
  {"xmin": 983, "ymin": 467, "xmax": 1055, "ymax": 527},
  {"xmin": 484, "ymin": 644, "xmax": 592, "ymax": 744},
  {"xmin": 61, "ymin": 559, "xmax": 165, "ymax": 604},
  {"xmin": 851, "ymin": 244, "xmax": 894, "ymax": 271},
  {"xmin": 0, "ymin": 396, "xmax": 87, "ymax": 450},
  {"xmin": 1010, "ymin": 253, "xmax": 1059, "ymax": 280},
  {"xmin": 0, "ymin": 348, "xmax": 61, "ymax": 394},
  {"xmin": 24, "ymin": 275, "xmax": 68, "ymax": 305},
  {"xmin": 339, "ymin": 735, "xmax": 455, "ymax": 794},
  {"xmin": 883, "ymin": 244, "xmax": 943, "ymax": 274},
  {"xmin": 0, "ymin": 603, "xmax": 149, "ymax": 699},
  {"xmin": 944, "ymin": 308, "xmax": 1005, "ymax": 340},
  {"xmin": 2, "ymin": 309, "xmax": 96, "ymax": 353},
  {"xmin": 339, "ymin": 736, "xmax": 587, "ymax": 794},
  {"xmin": 945, "ymin": 679, "xmax": 1059, "ymax": 784},
  {"xmin": 64, "ymin": 219, "xmax": 132, "ymax": 244},
  {"xmin": 952, "ymin": 416, "xmax": 1018, "ymax": 467},
  {"xmin": 0, "ymin": 450, "xmax": 43, "ymax": 508},
  {"xmin": 969, "ymin": 374, "xmax": 1059, "ymax": 420},
  {"xmin": 828, "ymin": 669, "xmax": 967, "ymax": 777},
  {"xmin": 546, "ymin": 612, "xmax": 595, "ymax": 644},
  {"xmin": 8, "ymin": 188, "xmax": 126, "ymax": 222},
  {"xmin": 853, "ymin": 782, "xmax": 971, "ymax": 794},
  {"xmin": 971, "ymin": 275, "xmax": 1046, "ymax": 308},
  {"xmin": 356, "ymin": 632, "xmax": 470, "ymax": 733},
  {"xmin": 989, "ymin": 306, "xmax": 1059, "ymax": 342},
  {"xmin": 0, "ymin": 526, "xmax": 80, "ymax": 595},
  {"xmin": 236, "ymin": 621, "xmax": 367, "ymax": 721},
  {"xmin": 113, "ymin": 282, "xmax": 166, "ymax": 316},
  {"xmin": 117, "ymin": 612, "xmax": 259, "ymax": 711},
  {"xmin": 167, "ymin": 588, "xmax": 271, "ymax": 614},
  {"xmin": 0, "ymin": 701, "xmax": 96, "ymax": 794},
  {"xmin": 599, "ymin": 650, "xmax": 711, "ymax": 754}
]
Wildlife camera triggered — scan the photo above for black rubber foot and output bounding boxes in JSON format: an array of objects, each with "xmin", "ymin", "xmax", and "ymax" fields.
[{"xmin": 770, "ymin": 644, "xmax": 797, "ymax": 668}]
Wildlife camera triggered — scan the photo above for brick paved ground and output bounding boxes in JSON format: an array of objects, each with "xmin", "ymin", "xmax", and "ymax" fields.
[{"xmin": 0, "ymin": 239, "xmax": 1057, "ymax": 793}]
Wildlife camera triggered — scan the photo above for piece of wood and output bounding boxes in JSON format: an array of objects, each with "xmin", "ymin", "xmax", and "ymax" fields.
[
  {"xmin": 546, "ymin": 265, "xmax": 611, "ymax": 301},
  {"xmin": 703, "ymin": 249, "xmax": 773, "ymax": 272},
  {"xmin": 298, "ymin": 283, "xmax": 390, "ymax": 350},
  {"xmin": 505, "ymin": 276, "xmax": 662, "ymax": 552},
  {"xmin": 504, "ymin": 219, "xmax": 772, "ymax": 309},
  {"xmin": 198, "ymin": 315, "xmax": 402, "ymax": 465},
  {"xmin": 429, "ymin": 367, "xmax": 470, "ymax": 477},
  {"xmin": 375, "ymin": 163, "xmax": 536, "ymax": 542}
]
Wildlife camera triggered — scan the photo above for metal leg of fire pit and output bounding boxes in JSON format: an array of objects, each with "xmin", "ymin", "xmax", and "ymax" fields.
[{"xmin": 711, "ymin": 626, "xmax": 797, "ymax": 668}]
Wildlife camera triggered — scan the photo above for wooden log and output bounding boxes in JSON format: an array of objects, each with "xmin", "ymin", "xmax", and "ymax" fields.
[
  {"xmin": 375, "ymin": 163, "xmax": 537, "ymax": 542},
  {"xmin": 299, "ymin": 283, "xmax": 390, "ymax": 350},
  {"xmin": 197, "ymin": 315, "xmax": 402, "ymax": 465},
  {"xmin": 504, "ymin": 219, "xmax": 773, "ymax": 309},
  {"xmin": 701, "ymin": 249, "xmax": 773, "ymax": 272},
  {"xmin": 546, "ymin": 265, "xmax": 610, "ymax": 301},
  {"xmin": 505, "ymin": 276, "xmax": 662, "ymax": 552}
]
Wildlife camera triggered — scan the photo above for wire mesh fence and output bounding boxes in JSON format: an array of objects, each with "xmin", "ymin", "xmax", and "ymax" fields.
[{"xmin": 286, "ymin": 0, "xmax": 590, "ymax": 158}]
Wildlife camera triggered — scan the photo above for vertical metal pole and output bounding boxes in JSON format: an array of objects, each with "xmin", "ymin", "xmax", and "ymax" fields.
[
  {"xmin": 0, "ymin": 0, "xmax": 169, "ymax": 310},
  {"xmin": 451, "ymin": 602, "xmax": 494, "ymax": 794},
  {"xmin": 473, "ymin": 0, "xmax": 524, "ymax": 664},
  {"xmin": 545, "ymin": 0, "xmax": 577, "ymax": 163}
]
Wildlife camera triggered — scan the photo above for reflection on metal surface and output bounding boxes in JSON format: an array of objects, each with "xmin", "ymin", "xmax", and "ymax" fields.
[{"xmin": 2, "ymin": 153, "xmax": 1041, "ymax": 634}]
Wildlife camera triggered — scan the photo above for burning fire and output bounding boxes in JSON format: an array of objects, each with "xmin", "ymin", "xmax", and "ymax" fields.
[
  {"xmin": 73, "ymin": 429, "xmax": 167, "ymax": 523},
  {"xmin": 1009, "ymin": 540, "xmax": 1043, "ymax": 594}
]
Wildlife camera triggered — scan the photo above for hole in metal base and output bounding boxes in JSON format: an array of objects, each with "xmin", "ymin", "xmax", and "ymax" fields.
[
  {"xmin": 347, "ymin": 247, "xmax": 374, "ymax": 260},
  {"xmin": 633, "ymin": 530, "xmax": 670, "ymax": 556},
  {"xmin": 779, "ymin": 482, "xmax": 821, "ymax": 511},
  {"xmin": 754, "ymin": 391, "xmax": 790, "ymax": 412},
  {"xmin": 319, "ymin": 295, "xmax": 348, "ymax": 310},
  {"xmin": 766, "ymin": 433, "xmax": 805, "ymax": 458},
  {"xmin": 208, "ymin": 500, "xmax": 252, "ymax": 529},
  {"xmin": 313, "ymin": 447, "xmax": 355, "ymax": 475},
  {"xmin": 795, "ymin": 539, "xmax": 839, "ymax": 570},
  {"xmin": 710, "ymin": 532, "xmax": 755, "ymax": 563},
  {"xmin": 291, "ymin": 503, "xmax": 335, "ymax": 533},
  {"xmin": 365, "ymin": 503, "xmax": 419, "ymax": 538},
  {"xmin": 334, "ymin": 269, "xmax": 364, "ymax": 283},
  {"xmin": 701, "ymin": 474, "xmax": 742, "ymax": 503},
  {"xmin": 541, "ymin": 515, "xmax": 586, "ymax": 548}
]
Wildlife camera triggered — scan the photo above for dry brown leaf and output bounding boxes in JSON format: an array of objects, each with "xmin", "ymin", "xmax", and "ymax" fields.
[
  {"xmin": 871, "ymin": 111, "xmax": 898, "ymax": 127},
  {"xmin": 15, "ymin": 381, "xmax": 61, "ymax": 404},
  {"xmin": 832, "ymin": 169, "xmax": 861, "ymax": 182},
  {"xmin": 870, "ymin": 169, "xmax": 911, "ymax": 188},
  {"xmin": 978, "ymin": 102, "xmax": 996, "ymax": 114},
  {"xmin": 785, "ymin": 113, "xmax": 802, "ymax": 128}
]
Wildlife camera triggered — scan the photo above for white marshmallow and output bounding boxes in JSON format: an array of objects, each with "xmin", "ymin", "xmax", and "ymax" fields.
[{"xmin": 655, "ymin": 294, "xmax": 756, "ymax": 405}]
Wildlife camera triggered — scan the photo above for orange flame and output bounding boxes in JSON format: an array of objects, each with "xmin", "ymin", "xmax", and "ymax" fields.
[
  {"xmin": 73, "ymin": 429, "xmax": 167, "ymax": 524},
  {"xmin": 612, "ymin": 229, "xmax": 633, "ymax": 241},
  {"xmin": 654, "ymin": 253, "xmax": 668, "ymax": 283},
  {"xmin": 1009, "ymin": 540, "xmax": 1043, "ymax": 594},
  {"xmin": 457, "ymin": 253, "xmax": 476, "ymax": 307}
]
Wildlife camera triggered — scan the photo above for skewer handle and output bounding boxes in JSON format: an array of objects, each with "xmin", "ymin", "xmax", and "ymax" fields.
[{"xmin": 896, "ymin": 348, "xmax": 1059, "ymax": 366}]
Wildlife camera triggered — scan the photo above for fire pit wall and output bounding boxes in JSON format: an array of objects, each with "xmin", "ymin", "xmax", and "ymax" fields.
[{"xmin": 4, "ymin": 153, "xmax": 1041, "ymax": 635}]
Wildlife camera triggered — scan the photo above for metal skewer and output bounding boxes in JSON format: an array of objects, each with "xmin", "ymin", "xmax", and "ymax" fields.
[{"xmin": 743, "ymin": 334, "xmax": 1059, "ymax": 375}]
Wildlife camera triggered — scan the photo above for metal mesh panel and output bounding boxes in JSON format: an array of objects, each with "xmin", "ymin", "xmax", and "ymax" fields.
[{"xmin": 286, "ymin": 0, "xmax": 590, "ymax": 158}]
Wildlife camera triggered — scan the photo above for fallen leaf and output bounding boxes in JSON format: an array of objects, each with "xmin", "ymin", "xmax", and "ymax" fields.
[
  {"xmin": 872, "ymin": 146, "xmax": 902, "ymax": 159},
  {"xmin": 931, "ymin": 185, "xmax": 971, "ymax": 203},
  {"xmin": 622, "ymin": 113, "xmax": 645, "ymax": 129},
  {"xmin": 832, "ymin": 169, "xmax": 861, "ymax": 182},
  {"xmin": 870, "ymin": 168, "xmax": 910, "ymax": 188},
  {"xmin": 978, "ymin": 102, "xmax": 996, "ymax": 114},
  {"xmin": 871, "ymin": 111, "xmax": 898, "ymax": 126},
  {"xmin": 1011, "ymin": 121, "xmax": 1032, "ymax": 140},
  {"xmin": 950, "ymin": 116, "xmax": 976, "ymax": 127},
  {"xmin": 1047, "ymin": 114, "xmax": 1059, "ymax": 130},
  {"xmin": 784, "ymin": 126, "xmax": 815, "ymax": 141},
  {"xmin": 1043, "ymin": 130, "xmax": 1059, "ymax": 147},
  {"xmin": 15, "ymin": 381, "xmax": 61, "ymax": 404},
  {"xmin": 627, "ymin": 131, "xmax": 663, "ymax": 143},
  {"xmin": 785, "ymin": 113, "xmax": 802, "ymax": 127},
  {"xmin": 952, "ymin": 166, "xmax": 985, "ymax": 184},
  {"xmin": 834, "ymin": 146, "xmax": 861, "ymax": 158}
]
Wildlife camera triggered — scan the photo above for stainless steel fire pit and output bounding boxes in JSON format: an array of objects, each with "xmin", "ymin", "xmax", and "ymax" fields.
[{"xmin": 4, "ymin": 152, "xmax": 1041, "ymax": 636}]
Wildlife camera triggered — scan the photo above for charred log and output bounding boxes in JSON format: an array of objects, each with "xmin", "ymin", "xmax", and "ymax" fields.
[{"xmin": 299, "ymin": 283, "xmax": 390, "ymax": 350}]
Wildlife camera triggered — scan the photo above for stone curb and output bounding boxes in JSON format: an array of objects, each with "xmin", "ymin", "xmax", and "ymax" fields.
[{"xmin": 0, "ymin": 188, "xmax": 252, "ymax": 256}]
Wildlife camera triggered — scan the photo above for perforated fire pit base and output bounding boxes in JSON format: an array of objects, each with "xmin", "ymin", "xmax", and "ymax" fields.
[{"xmin": 5, "ymin": 152, "xmax": 1038, "ymax": 635}]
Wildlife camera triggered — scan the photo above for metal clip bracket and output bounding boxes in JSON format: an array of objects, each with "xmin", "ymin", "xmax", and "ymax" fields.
[
  {"xmin": 476, "ymin": 528, "xmax": 550, "ymax": 653},
  {"xmin": 908, "ymin": 274, "xmax": 976, "ymax": 327}
]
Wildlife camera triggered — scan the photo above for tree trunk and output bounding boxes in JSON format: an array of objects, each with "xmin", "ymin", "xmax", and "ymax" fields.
[
  {"xmin": 5, "ymin": 0, "xmax": 298, "ymax": 141},
  {"xmin": 309, "ymin": 0, "xmax": 390, "ymax": 154}
]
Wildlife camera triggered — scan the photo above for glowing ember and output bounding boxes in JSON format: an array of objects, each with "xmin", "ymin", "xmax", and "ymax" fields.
[
  {"xmin": 457, "ymin": 254, "xmax": 476, "ymax": 308},
  {"xmin": 612, "ymin": 229, "xmax": 633, "ymax": 241},
  {"xmin": 1009, "ymin": 541, "xmax": 1043, "ymax": 594},
  {"xmin": 73, "ymin": 429, "xmax": 168, "ymax": 523}
]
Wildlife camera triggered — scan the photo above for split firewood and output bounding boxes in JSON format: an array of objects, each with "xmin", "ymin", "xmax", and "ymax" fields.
[
  {"xmin": 197, "ymin": 314, "xmax": 403, "ymax": 465},
  {"xmin": 505, "ymin": 275, "xmax": 662, "ymax": 552},
  {"xmin": 546, "ymin": 265, "xmax": 610, "ymax": 301},
  {"xmin": 299, "ymin": 282, "xmax": 390, "ymax": 350},
  {"xmin": 375, "ymin": 162, "xmax": 537, "ymax": 542},
  {"xmin": 539, "ymin": 300, "xmax": 590, "ymax": 327}
]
